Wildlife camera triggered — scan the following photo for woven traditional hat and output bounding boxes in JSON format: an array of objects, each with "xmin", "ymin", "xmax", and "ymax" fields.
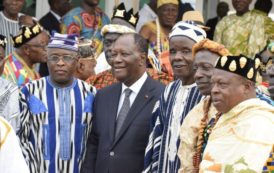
[
  {"xmin": 182, "ymin": 11, "xmax": 210, "ymax": 31},
  {"xmin": 215, "ymin": 55, "xmax": 260, "ymax": 82},
  {"xmin": 157, "ymin": 0, "xmax": 179, "ymax": 8},
  {"xmin": 12, "ymin": 22, "xmax": 43, "ymax": 48},
  {"xmin": 48, "ymin": 32, "xmax": 78, "ymax": 52},
  {"xmin": 101, "ymin": 24, "xmax": 136, "ymax": 37},
  {"xmin": 169, "ymin": 21, "xmax": 207, "ymax": 43}
]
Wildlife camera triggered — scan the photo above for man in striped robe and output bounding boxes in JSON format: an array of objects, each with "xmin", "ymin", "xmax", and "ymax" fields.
[
  {"xmin": 18, "ymin": 33, "xmax": 96, "ymax": 173},
  {"xmin": 143, "ymin": 21, "xmax": 206, "ymax": 173}
]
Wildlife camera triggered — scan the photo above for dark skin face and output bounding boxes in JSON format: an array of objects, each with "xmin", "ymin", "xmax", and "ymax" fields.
[
  {"xmin": 53, "ymin": 0, "xmax": 71, "ymax": 17},
  {"xmin": 169, "ymin": 36, "xmax": 195, "ymax": 85},
  {"xmin": 266, "ymin": 58, "xmax": 274, "ymax": 100},
  {"xmin": 103, "ymin": 33, "xmax": 121, "ymax": 66},
  {"xmin": 3, "ymin": 0, "xmax": 25, "ymax": 20},
  {"xmin": 193, "ymin": 50, "xmax": 219, "ymax": 95},
  {"xmin": 217, "ymin": 2, "xmax": 229, "ymax": 18},
  {"xmin": 47, "ymin": 48, "xmax": 79, "ymax": 87},
  {"xmin": 111, "ymin": 34, "xmax": 146, "ymax": 86},
  {"xmin": 232, "ymin": 0, "xmax": 252, "ymax": 16},
  {"xmin": 259, "ymin": 49, "xmax": 273, "ymax": 81},
  {"xmin": 0, "ymin": 47, "xmax": 5, "ymax": 75},
  {"xmin": 211, "ymin": 69, "xmax": 255, "ymax": 113},
  {"xmin": 24, "ymin": 32, "xmax": 49, "ymax": 65},
  {"xmin": 157, "ymin": 4, "xmax": 178, "ymax": 28}
]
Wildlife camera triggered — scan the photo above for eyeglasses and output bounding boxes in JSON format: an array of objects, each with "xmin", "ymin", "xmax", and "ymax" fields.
[{"xmin": 48, "ymin": 55, "xmax": 77, "ymax": 63}]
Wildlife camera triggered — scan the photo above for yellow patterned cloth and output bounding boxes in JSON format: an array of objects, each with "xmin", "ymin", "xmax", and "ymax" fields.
[
  {"xmin": 200, "ymin": 98, "xmax": 274, "ymax": 173},
  {"xmin": 262, "ymin": 145, "xmax": 274, "ymax": 172},
  {"xmin": 178, "ymin": 97, "xmax": 217, "ymax": 173},
  {"xmin": 214, "ymin": 10, "xmax": 274, "ymax": 58}
]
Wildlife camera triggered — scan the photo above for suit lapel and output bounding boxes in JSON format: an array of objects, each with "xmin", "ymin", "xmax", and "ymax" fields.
[
  {"xmin": 108, "ymin": 83, "xmax": 122, "ymax": 143},
  {"xmin": 111, "ymin": 77, "xmax": 155, "ymax": 148}
]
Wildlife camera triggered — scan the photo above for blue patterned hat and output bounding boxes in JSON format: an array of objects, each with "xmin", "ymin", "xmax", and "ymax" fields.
[{"xmin": 48, "ymin": 32, "xmax": 78, "ymax": 52}]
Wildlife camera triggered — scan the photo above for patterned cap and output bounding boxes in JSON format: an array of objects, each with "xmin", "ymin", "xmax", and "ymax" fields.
[
  {"xmin": 12, "ymin": 22, "xmax": 43, "ymax": 48},
  {"xmin": 192, "ymin": 39, "xmax": 230, "ymax": 57},
  {"xmin": 169, "ymin": 21, "xmax": 207, "ymax": 43},
  {"xmin": 182, "ymin": 11, "xmax": 210, "ymax": 31},
  {"xmin": 48, "ymin": 32, "xmax": 78, "ymax": 52},
  {"xmin": 157, "ymin": 0, "xmax": 179, "ymax": 8},
  {"xmin": 112, "ymin": 2, "xmax": 139, "ymax": 28},
  {"xmin": 101, "ymin": 24, "xmax": 136, "ymax": 36},
  {"xmin": 0, "ymin": 35, "xmax": 7, "ymax": 49},
  {"xmin": 215, "ymin": 55, "xmax": 260, "ymax": 82}
]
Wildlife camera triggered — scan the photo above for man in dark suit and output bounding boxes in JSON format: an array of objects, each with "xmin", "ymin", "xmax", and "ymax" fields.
[
  {"xmin": 39, "ymin": 0, "xmax": 71, "ymax": 77},
  {"xmin": 82, "ymin": 33, "xmax": 164, "ymax": 173},
  {"xmin": 206, "ymin": 2, "xmax": 229, "ymax": 40}
]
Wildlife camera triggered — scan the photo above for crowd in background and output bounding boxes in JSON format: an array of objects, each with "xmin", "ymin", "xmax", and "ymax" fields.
[{"xmin": 0, "ymin": 0, "xmax": 274, "ymax": 173}]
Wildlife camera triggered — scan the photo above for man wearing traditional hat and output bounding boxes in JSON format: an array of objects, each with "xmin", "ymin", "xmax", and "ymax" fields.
[
  {"xmin": 18, "ymin": 32, "xmax": 96, "ymax": 173},
  {"xmin": 214, "ymin": 0, "xmax": 274, "ymax": 58},
  {"xmin": 74, "ymin": 38, "xmax": 97, "ymax": 81},
  {"xmin": 0, "ymin": 35, "xmax": 20, "ymax": 131},
  {"xmin": 61, "ymin": 0, "xmax": 110, "ymax": 57},
  {"xmin": 140, "ymin": 0, "xmax": 179, "ymax": 76},
  {"xmin": 2, "ymin": 23, "xmax": 48, "ymax": 86},
  {"xmin": 176, "ymin": 39, "xmax": 230, "ymax": 173},
  {"xmin": 200, "ymin": 55, "xmax": 274, "ymax": 172},
  {"xmin": 94, "ymin": 2, "xmax": 139, "ymax": 74},
  {"xmin": 143, "ymin": 21, "xmax": 206, "ymax": 173},
  {"xmin": 86, "ymin": 3, "xmax": 172, "ymax": 89}
]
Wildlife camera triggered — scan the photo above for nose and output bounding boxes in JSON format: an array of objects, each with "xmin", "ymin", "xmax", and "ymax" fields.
[
  {"xmin": 211, "ymin": 83, "xmax": 219, "ymax": 96},
  {"xmin": 194, "ymin": 67, "xmax": 203, "ymax": 81},
  {"xmin": 113, "ymin": 53, "xmax": 122, "ymax": 65},
  {"xmin": 56, "ymin": 58, "xmax": 65, "ymax": 66}
]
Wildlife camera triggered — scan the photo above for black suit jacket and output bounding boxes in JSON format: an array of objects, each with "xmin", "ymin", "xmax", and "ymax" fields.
[
  {"xmin": 39, "ymin": 12, "xmax": 61, "ymax": 77},
  {"xmin": 82, "ymin": 76, "xmax": 164, "ymax": 173},
  {"xmin": 206, "ymin": 17, "xmax": 219, "ymax": 40}
]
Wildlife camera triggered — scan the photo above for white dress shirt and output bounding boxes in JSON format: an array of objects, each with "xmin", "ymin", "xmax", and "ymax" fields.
[{"xmin": 117, "ymin": 72, "xmax": 148, "ymax": 117}]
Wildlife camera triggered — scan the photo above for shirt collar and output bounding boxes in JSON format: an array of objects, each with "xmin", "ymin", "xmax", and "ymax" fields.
[
  {"xmin": 121, "ymin": 72, "xmax": 148, "ymax": 95},
  {"xmin": 50, "ymin": 10, "xmax": 61, "ymax": 22}
]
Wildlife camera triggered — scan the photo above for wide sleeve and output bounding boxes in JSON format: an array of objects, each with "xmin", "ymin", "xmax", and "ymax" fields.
[{"xmin": 17, "ymin": 89, "xmax": 39, "ymax": 173}]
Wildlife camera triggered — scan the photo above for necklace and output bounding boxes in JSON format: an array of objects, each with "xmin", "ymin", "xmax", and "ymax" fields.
[{"xmin": 193, "ymin": 98, "xmax": 222, "ymax": 173}]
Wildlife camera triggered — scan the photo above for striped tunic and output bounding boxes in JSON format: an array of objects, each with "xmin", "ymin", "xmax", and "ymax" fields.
[
  {"xmin": 0, "ymin": 11, "xmax": 22, "ymax": 56},
  {"xmin": 18, "ymin": 77, "xmax": 96, "ymax": 173},
  {"xmin": 143, "ymin": 80, "xmax": 202, "ymax": 173}
]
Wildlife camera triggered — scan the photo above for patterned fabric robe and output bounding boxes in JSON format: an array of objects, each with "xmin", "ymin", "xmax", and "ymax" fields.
[
  {"xmin": 214, "ymin": 9, "xmax": 274, "ymax": 58},
  {"xmin": 2, "ymin": 52, "xmax": 40, "ymax": 87},
  {"xmin": 61, "ymin": 7, "xmax": 110, "ymax": 56},
  {"xmin": 143, "ymin": 80, "xmax": 203, "ymax": 173},
  {"xmin": 18, "ymin": 77, "xmax": 96, "ymax": 173}
]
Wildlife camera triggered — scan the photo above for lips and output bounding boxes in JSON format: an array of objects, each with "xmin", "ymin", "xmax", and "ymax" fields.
[
  {"xmin": 55, "ymin": 70, "xmax": 67, "ymax": 74},
  {"xmin": 172, "ymin": 64, "xmax": 187, "ymax": 69}
]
